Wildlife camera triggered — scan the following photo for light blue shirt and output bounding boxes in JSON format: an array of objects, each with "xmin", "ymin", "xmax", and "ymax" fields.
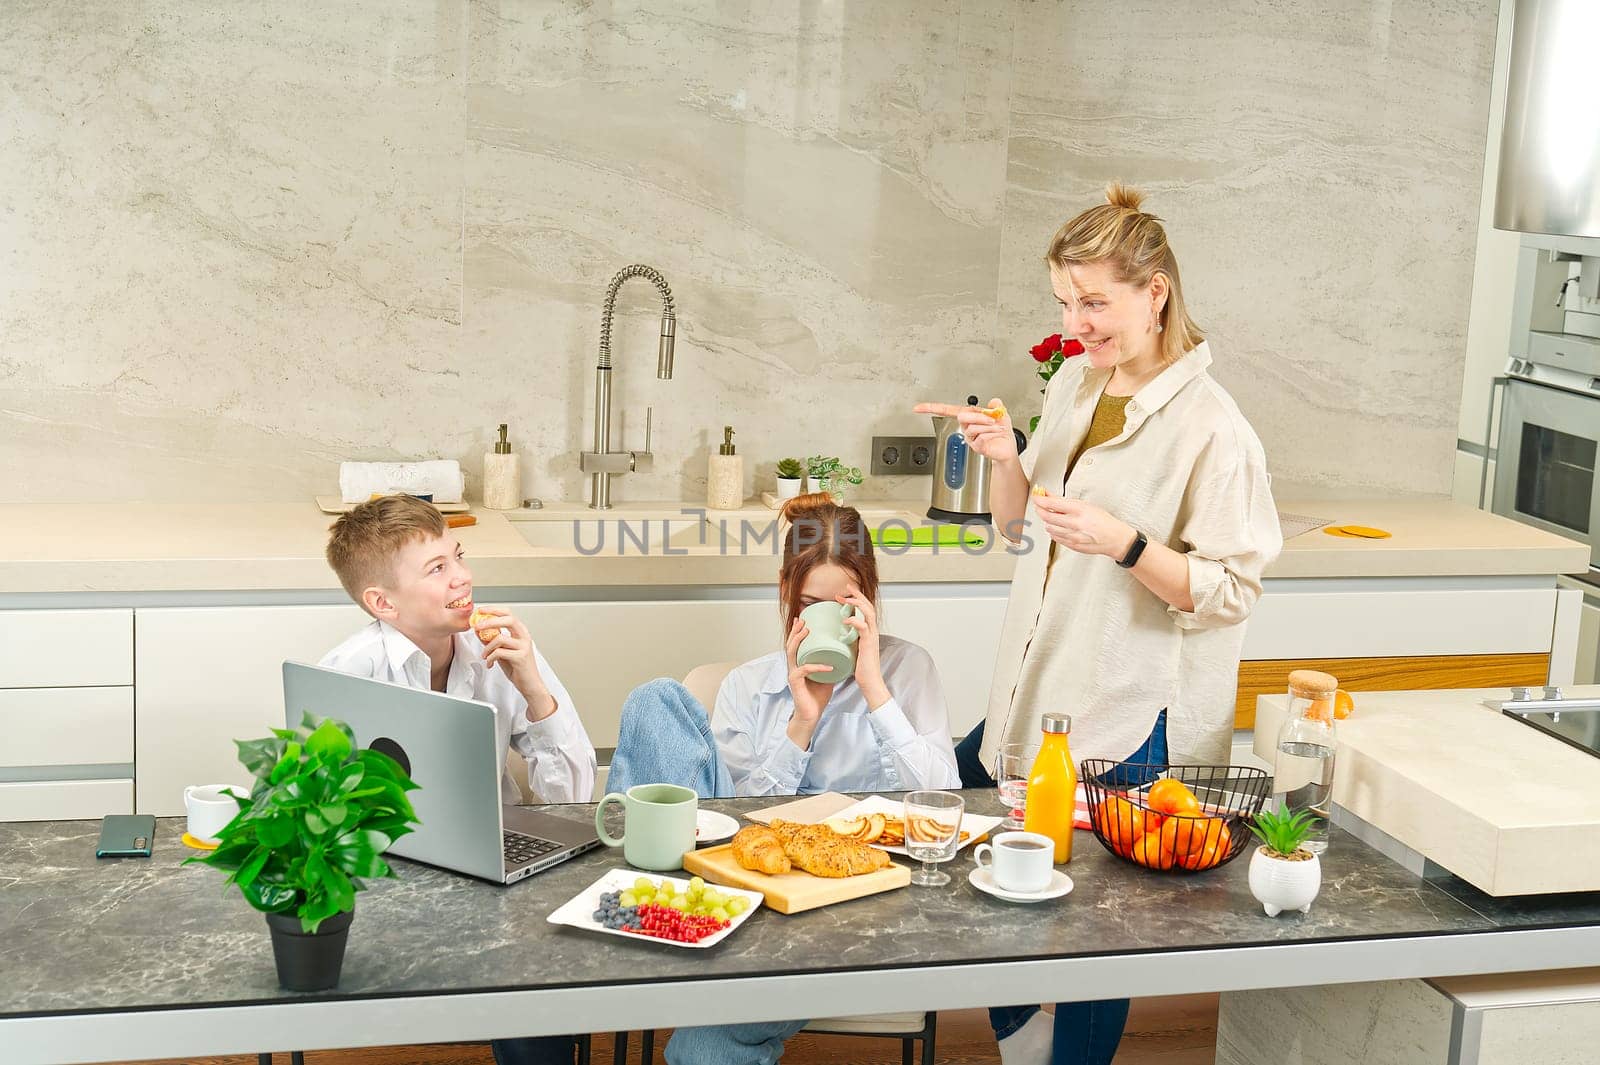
[{"xmin": 712, "ymin": 635, "xmax": 961, "ymax": 796}]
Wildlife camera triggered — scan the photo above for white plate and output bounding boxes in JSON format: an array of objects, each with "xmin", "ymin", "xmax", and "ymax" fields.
[
  {"xmin": 824, "ymin": 794, "xmax": 1005, "ymax": 857},
  {"xmin": 968, "ymin": 866, "xmax": 1073, "ymax": 903},
  {"xmin": 546, "ymin": 868, "xmax": 764, "ymax": 950},
  {"xmin": 696, "ymin": 809, "xmax": 740, "ymax": 844}
]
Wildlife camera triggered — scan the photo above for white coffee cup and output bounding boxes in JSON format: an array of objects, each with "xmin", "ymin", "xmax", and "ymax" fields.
[
  {"xmin": 973, "ymin": 831, "xmax": 1055, "ymax": 893},
  {"xmin": 184, "ymin": 784, "xmax": 248, "ymax": 845}
]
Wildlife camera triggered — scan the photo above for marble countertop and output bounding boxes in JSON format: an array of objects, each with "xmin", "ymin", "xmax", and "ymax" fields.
[
  {"xmin": 0, "ymin": 497, "xmax": 1586, "ymax": 594},
  {"xmin": 1253, "ymin": 686, "xmax": 1600, "ymax": 896},
  {"xmin": 4, "ymin": 791, "xmax": 1600, "ymax": 1026}
]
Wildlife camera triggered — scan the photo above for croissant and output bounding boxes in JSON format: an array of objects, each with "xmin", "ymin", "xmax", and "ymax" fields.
[
  {"xmin": 770, "ymin": 819, "xmax": 893, "ymax": 878},
  {"xmin": 732, "ymin": 824, "xmax": 790, "ymax": 875}
]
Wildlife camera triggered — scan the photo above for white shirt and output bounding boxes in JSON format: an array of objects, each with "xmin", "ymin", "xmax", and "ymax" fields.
[
  {"xmin": 980, "ymin": 342, "xmax": 1282, "ymax": 771},
  {"xmin": 319, "ymin": 620, "xmax": 597, "ymax": 805},
  {"xmin": 712, "ymin": 634, "xmax": 961, "ymax": 796}
]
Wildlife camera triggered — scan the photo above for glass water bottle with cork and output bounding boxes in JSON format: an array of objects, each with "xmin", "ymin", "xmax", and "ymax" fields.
[{"xmin": 1272, "ymin": 669, "xmax": 1339, "ymax": 854}]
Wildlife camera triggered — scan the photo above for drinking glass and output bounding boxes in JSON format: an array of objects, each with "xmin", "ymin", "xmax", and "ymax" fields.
[
  {"xmin": 902, "ymin": 790, "xmax": 964, "ymax": 887},
  {"xmin": 994, "ymin": 742, "xmax": 1037, "ymax": 831}
]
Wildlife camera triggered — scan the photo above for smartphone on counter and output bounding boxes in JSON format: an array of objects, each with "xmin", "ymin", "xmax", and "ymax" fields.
[{"xmin": 96, "ymin": 814, "xmax": 156, "ymax": 858}]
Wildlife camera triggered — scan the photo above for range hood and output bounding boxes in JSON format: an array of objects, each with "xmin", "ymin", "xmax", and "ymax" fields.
[{"xmin": 1494, "ymin": 0, "xmax": 1600, "ymax": 239}]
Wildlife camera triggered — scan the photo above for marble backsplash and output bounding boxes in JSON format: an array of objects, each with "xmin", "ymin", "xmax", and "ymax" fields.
[{"xmin": 0, "ymin": 0, "xmax": 1496, "ymax": 504}]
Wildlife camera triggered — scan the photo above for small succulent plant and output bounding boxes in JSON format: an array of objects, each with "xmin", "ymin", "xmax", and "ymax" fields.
[
  {"xmin": 776, "ymin": 457, "xmax": 802, "ymax": 479},
  {"xmin": 1248, "ymin": 807, "xmax": 1316, "ymax": 859}
]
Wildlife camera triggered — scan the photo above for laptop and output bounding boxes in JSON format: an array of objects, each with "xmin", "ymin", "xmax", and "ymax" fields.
[{"xmin": 281, "ymin": 662, "xmax": 602, "ymax": 885}]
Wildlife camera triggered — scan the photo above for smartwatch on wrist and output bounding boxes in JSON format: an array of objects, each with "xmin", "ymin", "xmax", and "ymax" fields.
[{"xmin": 1116, "ymin": 528, "xmax": 1148, "ymax": 569}]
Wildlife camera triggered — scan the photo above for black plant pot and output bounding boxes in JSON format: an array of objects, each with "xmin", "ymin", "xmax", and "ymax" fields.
[{"xmin": 265, "ymin": 907, "xmax": 354, "ymax": 991}]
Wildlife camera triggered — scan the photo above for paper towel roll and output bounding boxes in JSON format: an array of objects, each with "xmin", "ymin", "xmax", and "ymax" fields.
[{"xmin": 339, "ymin": 461, "xmax": 465, "ymax": 504}]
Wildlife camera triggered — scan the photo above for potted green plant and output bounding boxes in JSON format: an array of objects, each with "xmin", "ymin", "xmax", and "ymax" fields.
[
  {"xmin": 1246, "ymin": 808, "xmax": 1321, "ymax": 916},
  {"xmin": 804, "ymin": 455, "xmax": 863, "ymax": 503},
  {"xmin": 188, "ymin": 713, "xmax": 421, "ymax": 990},
  {"xmin": 774, "ymin": 457, "xmax": 804, "ymax": 500}
]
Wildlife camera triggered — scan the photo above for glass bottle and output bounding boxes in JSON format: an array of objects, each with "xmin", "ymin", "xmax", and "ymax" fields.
[
  {"xmin": 1273, "ymin": 669, "xmax": 1338, "ymax": 854},
  {"xmin": 1023, "ymin": 712, "xmax": 1076, "ymax": 864}
]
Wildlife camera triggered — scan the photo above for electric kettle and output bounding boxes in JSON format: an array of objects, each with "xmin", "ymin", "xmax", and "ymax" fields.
[{"xmin": 926, "ymin": 395, "xmax": 1027, "ymax": 525}]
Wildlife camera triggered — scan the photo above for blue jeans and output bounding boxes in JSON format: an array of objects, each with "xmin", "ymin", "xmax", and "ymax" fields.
[
  {"xmin": 609, "ymin": 681, "xmax": 808, "ymax": 1065},
  {"xmin": 956, "ymin": 712, "xmax": 1168, "ymax": 1065},
  {"xmin": 607, "ymin": 678, "xmax": 735, "ymax": 798},
  {"xmin": 495, "ymin": 681, "xmax": 729, "ymax": 1065},
  {"xmin": 664, "ymin": 1018, "xmax": 809, "ymax": 1065}
]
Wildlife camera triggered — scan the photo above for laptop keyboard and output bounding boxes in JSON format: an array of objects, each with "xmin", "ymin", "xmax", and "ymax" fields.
[{"xmin": 503, "ymin": 830, "xmax": 562, "ymax": 867}]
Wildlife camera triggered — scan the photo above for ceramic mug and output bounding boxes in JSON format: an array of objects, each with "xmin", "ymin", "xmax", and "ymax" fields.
[
  {"xmin": 973, "ymin": 831, "xmax": 1055, "ymax": 894},
  {"xmin": 595, "ymin": 783, "xmax": 698, "ymax": 871},
  {"xmin": 184, "ymin": 784, "xmax": 248, "ymax": 845},
  {"xmin": 797, "ymin": 601, "xmax": 859, "ymax": 684}
]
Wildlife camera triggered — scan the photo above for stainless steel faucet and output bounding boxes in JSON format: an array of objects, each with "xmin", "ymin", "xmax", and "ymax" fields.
[{"xmin": 579, "ymin": 264, "xmax": 676, "ymax": 509}]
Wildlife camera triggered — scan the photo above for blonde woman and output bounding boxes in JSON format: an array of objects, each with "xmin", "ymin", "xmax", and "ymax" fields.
[{"xmin": 917, "ymin": 184, "xmax": 1281, "ymax": 1065}]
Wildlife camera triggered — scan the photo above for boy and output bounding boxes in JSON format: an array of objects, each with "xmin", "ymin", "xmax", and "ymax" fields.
[
  {"xmin": 321, "ymin": 494, "xmax": 596, "ymax": 809},
  {"xmin": 322, "ymin": 494, "xmax": 594, "ymax": 1065}
]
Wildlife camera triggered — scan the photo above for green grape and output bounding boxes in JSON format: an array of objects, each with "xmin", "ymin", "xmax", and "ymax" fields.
[
  {"xmin": 656, "ymin": 880, "xmax": 675, "ymax": 897},
  {"xmin": 726, "ymin": 897, "xmax": 748, "ymax": 915},
  {"xmin": 708, "ymin": 906, "xmax": 730, "ymax": 922},
  {"xmin": 633, "ymin": 877, "xmax": 653, "ymax": 893},
  {"xmin": 619, "ymin": 891, "xmax": 638, "ymax": 909},
  {"xmin": 666, "ymin": 895, "xmax": 688, "ymax": 910},
  {"xmin": 688, "ymin": 876, "xmax": 706, "ymax": 895},
  {"xmin": 635, "ymin": 890, "xmax": 655, "ymax": 907}
]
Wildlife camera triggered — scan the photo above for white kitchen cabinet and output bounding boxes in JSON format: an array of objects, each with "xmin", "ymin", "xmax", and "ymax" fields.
[
  {"xmin": 0, "ymin": 609, "xmax": 132, "ymax": 687},
  {"xmin": 134, "ymin": 605, "xmax": 367, "ymax": 815},
  {"xmin": 0, "ymin": 608, "xmax": 135, "ymax": 821}
]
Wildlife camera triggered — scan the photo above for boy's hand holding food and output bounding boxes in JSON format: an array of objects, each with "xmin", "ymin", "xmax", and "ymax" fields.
[{"xmin": 473, "ymin": 607, "xmax": 558, "ymax": 722}]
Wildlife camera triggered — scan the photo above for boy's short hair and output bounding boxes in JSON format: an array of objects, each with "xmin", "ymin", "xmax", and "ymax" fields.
[{"xmin": 326, "ymin": 495, "xmax": 448, "ymax": 610}]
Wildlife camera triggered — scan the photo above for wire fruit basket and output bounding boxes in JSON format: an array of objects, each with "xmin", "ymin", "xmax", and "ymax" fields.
[{"xmin": 1080, "ymin": 761, "xmax": 1270, "ymax": 874}]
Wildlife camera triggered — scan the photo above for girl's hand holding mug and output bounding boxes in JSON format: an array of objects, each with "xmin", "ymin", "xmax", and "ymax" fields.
[{"xmin": 784, "ymin": 617, "xmax": 836, "ymax": 744}]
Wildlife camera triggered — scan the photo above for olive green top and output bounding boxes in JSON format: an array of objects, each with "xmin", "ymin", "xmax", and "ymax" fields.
[{"xmin": 1064, "ymin": 390, "xmax": 1131, "ymax": 479}]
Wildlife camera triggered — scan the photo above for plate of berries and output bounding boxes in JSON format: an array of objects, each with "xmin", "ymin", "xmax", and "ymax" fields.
[{"xmin": 547, "ymin": 869, "xmax": 765, "ymax": 948}]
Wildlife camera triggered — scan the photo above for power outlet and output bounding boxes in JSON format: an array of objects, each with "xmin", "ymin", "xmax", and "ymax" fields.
[{"xmin": 871, "ymin": 435, "xmax": 935, "ymax": 476}]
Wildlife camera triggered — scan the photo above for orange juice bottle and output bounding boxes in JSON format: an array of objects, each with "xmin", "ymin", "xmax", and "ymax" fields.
[{"xmin": 1023, "ymin": 713, "xmax": 1076, "ymax": 864}]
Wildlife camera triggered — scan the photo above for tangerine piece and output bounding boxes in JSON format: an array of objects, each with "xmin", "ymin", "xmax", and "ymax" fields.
[
  {"xmin": 1333, "ymin": 689, "xmax": 1355, "ymax": 719},
  {"xmin": 980, "ymin": 403, "xmax": 1007, "ymax": 421},
  {"xmin": 469, "ymin": 609, "xmax": 503, "ymax": 644}
]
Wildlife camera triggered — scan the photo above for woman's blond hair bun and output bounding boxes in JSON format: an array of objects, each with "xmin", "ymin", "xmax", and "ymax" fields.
[{"xmin": 1106, "ymin": 182, "xmax": 1145, "ymax": 213}]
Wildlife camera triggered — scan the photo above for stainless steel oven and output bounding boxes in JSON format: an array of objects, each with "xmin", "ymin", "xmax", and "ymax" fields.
[{"xmin": 1494, "ymin": 375, "xmax": 1600, "ymax": 573}]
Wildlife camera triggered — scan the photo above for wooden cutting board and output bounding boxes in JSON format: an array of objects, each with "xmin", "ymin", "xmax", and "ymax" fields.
[{"xmin": 682, "ymin": 843, "xmax": 910, "ymax": 914}]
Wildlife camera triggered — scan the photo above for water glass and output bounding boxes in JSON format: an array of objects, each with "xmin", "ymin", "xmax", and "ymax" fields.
[
  {"xmin": 994, "ymin": 742, "xmax": 1036, "ymax": 831},
  {"xmin": 903, "ymin": 790, "xmax": 964, "ymax": 887}
]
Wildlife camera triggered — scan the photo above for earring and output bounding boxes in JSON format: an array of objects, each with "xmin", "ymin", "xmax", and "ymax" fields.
[{"xmin": 1151, "ymin": 309, "xmax": 1163, "ymax": 334}]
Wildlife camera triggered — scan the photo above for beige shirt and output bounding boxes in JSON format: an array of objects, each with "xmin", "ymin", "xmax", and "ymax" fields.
[{"xmin": 979, "ymin": 342, "xmax": 1282, "ymax": 772}]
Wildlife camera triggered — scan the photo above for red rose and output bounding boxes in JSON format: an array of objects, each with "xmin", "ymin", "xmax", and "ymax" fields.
[
  {"xmin": 1029, "ymin": 341, "xmax": 1054, "ymax": 362},
  {"xmin": 1061, "ymin": 338, "xmax": 1085, "ymax": 356}
]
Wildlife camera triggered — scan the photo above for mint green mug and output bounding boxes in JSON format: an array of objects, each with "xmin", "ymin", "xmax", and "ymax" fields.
[
  {"xmin": 595, "ymin": 783, "xmax": 698, "ymax": 871},
  {"xmin": 797, "ymin": 601, "xmax": 859, "ymax": 684}
]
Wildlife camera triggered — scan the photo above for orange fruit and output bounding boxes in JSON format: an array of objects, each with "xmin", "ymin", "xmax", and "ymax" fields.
[
  {"xmin": 1333, "ymin": 689, "xmax": 1355, "ymax": 719},
  {"xmin": 1160, "ymin": 817, "xmax": 1214, "ymax": 860},
  {"xmin": 1307, "ymin": 697, "xmax": 1334, "ymax": 723},
  {"xmin": 1096, "ymin": 795, "xmax": 1161, "ymax": 850},
  {"xmin": 1147, "ymin": 778, "xmax": 1201, "ymax": 817},
  {"xmin": 1133, "ymin": 833, "xmax": 1174, "ymax": 870},
  {"xmin": 1179, "ymin": 824, "xmax": 1233, "ymax": 871}
]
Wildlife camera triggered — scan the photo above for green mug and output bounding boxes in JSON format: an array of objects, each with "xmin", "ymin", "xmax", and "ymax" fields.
[
  {"xmin": 797, "ymin": 601, "xmax": 858, "ymax": 684},
  {"xmin": 595, "ymin": 783, "xmax": 698, "ymax": 871}
]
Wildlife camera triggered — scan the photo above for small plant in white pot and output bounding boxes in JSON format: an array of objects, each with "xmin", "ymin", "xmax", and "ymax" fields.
[
  {"xmin": 1246, "ymin": 808, "xmax": 1321, "ymax": 917},
  {"xmin": 774, "ymin": 457, "xmax": 804, "ymax": 500},
  {"xmin": 805, "ymin": 455, "xmax": 863, "ymax": 503}
]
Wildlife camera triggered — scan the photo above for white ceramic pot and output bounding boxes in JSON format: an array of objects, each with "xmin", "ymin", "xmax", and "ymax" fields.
[
  {"xmin": 1248, "ymin": 846, "xmax": 1322, "ymax": 916},
  {"xmin": 775, "ymin": 477, "xmax": 804, "ymax": 500}
]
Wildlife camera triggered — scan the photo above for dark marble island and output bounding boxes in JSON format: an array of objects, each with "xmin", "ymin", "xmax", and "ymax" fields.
[{"xmin": 4, "ymin": 791, "xmax": 1599, "ymax": 1065}]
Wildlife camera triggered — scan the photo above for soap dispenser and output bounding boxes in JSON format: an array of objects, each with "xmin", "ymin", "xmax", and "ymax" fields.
[
  {"xmin": 706, "ymin": 425, "xmax": 743, "ymax": 510},
  {"xmin": 482, "ymin": 423, "xmax": 521, "ymax": 510}
]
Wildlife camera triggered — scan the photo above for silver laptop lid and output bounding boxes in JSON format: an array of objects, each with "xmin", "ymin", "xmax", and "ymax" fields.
[{"xmin": 282, "ymin": 661, "xmax": 507, "ymax": 883}]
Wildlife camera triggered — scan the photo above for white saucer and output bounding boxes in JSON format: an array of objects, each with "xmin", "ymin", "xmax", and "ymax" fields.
[
  {"xmin": 696, "ymin": 810, "xmax": 741, "ymax": 845},
  {"xmin": 968, "ymin": 866, "xmax": 1073, "ymax": 903}
]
